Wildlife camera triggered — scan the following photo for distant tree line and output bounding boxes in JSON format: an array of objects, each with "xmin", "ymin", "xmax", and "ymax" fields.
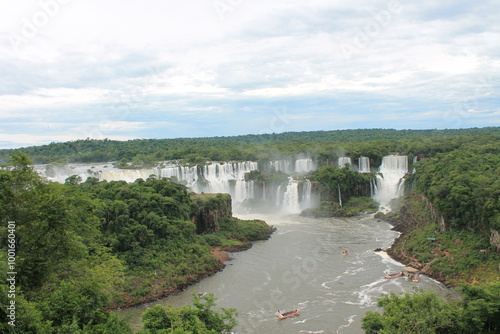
[{"xmin": 1, "ymin": 127, "xmax": 499, "ymax": 165}]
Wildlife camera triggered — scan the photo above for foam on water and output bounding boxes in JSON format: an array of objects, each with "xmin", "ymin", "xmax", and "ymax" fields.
[
  {"xmin": 295, "ymin": 315, "xmax": 320, "ymax": 324},
  {"xmin": 336, "ymin": 315, "xmax": 357, "ymax": 333}
]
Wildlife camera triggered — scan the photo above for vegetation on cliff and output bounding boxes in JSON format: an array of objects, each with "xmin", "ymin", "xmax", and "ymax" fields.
[
  {"xmin": 1, "ymin": 152, "xmax": 132, "ymax": 333},
  {"xmin": 411, "ymin": 138, "xmax": 500, "ymax": 237},
  {"xmin": 301, "ymin": 165, "xmax": 377, "ymax": 217},
  {"xmin": 380, "ymin": 193, "xmax": 500, "ymax": 287},
  {"xmin": 365, "ymin": 136, "xmax": 500, "ymax": 333},
  {"xmin": 380, "ymin": 135, "xmax": 500, "ymax": 286},
  {"xmin": 190, "ymin": 193, "xmax": 233, "ymax": 234}
]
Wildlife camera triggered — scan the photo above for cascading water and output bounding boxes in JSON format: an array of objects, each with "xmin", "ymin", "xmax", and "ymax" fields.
[
  {"xmin": 37, "ymin": 160, "xmax": 317, "ymax": 214},
  {"xmin": 35, "ymin": 163, "xmax": 106, "ymax": 183},
  {"xmin": 199, "ymin": 162, "xmax": 258, "ymax": 203},
  {"xmin": 338, "ymin": 157, "xmax": 352, "ymax": 168},
  {"xmin": 295, "ymin": 158, "xmax": 315, "ymax": 174},
  {"xmin": 280, "ymin": 177, "xmax": 300, "ymax": 214},
  {"xmin": 270, "ymin": 158, "xmax": 315, "ymax": 174},
  {"xmin": 300, "ymin": 179, "xmax": 312, "ymax": 210},
  {"xmin": 338, "ymin": 182, "xmax": 342, "ymax": 207},
  {"xmin": 101, "ymin": 169, "xmax": 157, "ymax": 182},
  {"xmin": 373, "ymin": 155, "xmax": 408, "ymax": 212},
  {"xmin": 269, "ymin": 160, "xmax": 293, "ymax": 174},
  {"xmin": 274, "ymin": 178, "xmax": 315, "ymax": 214},
  {"xmin": 159, "ymin": 165, "xmax": 199, "ymax": 187},
  {"xmin": 358, "ymin": 156, "xmax": 371, "ymax": 173}
]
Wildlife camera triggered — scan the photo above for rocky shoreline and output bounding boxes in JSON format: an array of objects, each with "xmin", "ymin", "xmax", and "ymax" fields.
[
  {"xmin": 378, "ymin": 197, "xmax": 457, "ymax": 288},
  {"xmin": 385, "ymin": 238, "xmax": 455, "ymax": 288}
]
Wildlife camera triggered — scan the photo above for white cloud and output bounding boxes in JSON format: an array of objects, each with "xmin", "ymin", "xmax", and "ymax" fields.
[
  {"xmin": 0, "ymin": 0, "xmax": 499, "ymax": 148},
  {"xmin": 0, "ymin": 87, "xmax": 109, "ymax": 112}
]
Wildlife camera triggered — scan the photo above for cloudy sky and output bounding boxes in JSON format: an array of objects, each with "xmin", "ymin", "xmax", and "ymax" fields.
[{"xmin": 0, "ymin": 0, "xmax": 499, "ymax": 149}]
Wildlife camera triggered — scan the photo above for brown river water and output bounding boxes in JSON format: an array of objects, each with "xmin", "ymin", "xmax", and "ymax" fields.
[{"xmin": 118, "ymin": 214, "xmax": 459, "ymax": 334}]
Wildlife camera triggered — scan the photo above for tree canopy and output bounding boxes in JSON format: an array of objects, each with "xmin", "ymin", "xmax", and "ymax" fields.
[{"xmin": 362, "ymin": 285, "xmax": 500, "ymax": 333}]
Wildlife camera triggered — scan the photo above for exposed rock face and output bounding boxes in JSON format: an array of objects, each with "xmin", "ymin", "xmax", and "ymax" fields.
[
  {"xmin": 491, "ymin": 229, "xmax": 500, "ymax": 252},
  {"xmin": 190, "ymin": 193, "xmax": 232, "ymax": 234},
  {"xmin": 422, "ymin": 194, "xmax": 447, "ymax": 232}
]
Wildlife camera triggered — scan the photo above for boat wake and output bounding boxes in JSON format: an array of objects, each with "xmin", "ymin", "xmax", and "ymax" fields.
[{"xmin": 294, "ymin": 315, "xmax": 320, "ymax": 324}]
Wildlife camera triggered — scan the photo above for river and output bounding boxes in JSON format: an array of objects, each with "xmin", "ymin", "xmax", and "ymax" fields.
[{"xmin": 118, "ymin": 213, "xmax": 458, "ymax": 333}]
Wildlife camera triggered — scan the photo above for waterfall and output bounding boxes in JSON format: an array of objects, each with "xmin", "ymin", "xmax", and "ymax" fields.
[
  {"xmin": 358, "ymin": 156, "xmax": 370, "ymax": 173},
  {"xmin": 160, "ymin": 165, "xmax": 199, "ymax": 187},
  {"xmin": 300, "ymin": 179, "xmax": 312, "ymax": 210},
  {"xmin": 295, "ymin": 158, "xmax": 315, "ymax": 174},
  {"xmin": 275, "ymin": 184, "xmax": 283, "ymax": 207},
  {"xmin": 338, "ymin": 182, "xmax": 342, "ymax": 207},
  {"xmin": 370, "ymin": 178, "xmax": 377, "ymax": 197},
  {"xmin": 338, "ymin": 157, "xmax": 352, "ymax": 168},
  {"xmin": 270, "ymin": 158, "xmax": 315, "ymax": 174},
  {"xmin": 412, "ymin": 156, "xmax": 417, "ymax": 174},
  {"xmin": 274, "ymin": 178, "xmax": 315, "ymax": 214},
  {"xmin": 269, "ymin": 160, "xmax": 293, "ymax": 174},
  {"xmin": 37, "ymin": 159, "xmax": 318, "ymax": 214},
  {"xmin": 199, "ymin": 162, "xmax": 258, "ymax": 202},
  {"xmin": 280, "ymin": 178, "xmax": 300, "ymax": 213},
  {"xmin": 235, "ymin": 180, "xmax": 254, "ymax": 203},
  {"xmin": 373, "ymin": 155, "xmax": 408, "ymax": 211},
  {"xmin": 36, "ymin": 163, "xmax": 105, "ymax": 183},
  {"xmin": 100, "ymin": 169, "xmax": 158, "ymax": 182}
]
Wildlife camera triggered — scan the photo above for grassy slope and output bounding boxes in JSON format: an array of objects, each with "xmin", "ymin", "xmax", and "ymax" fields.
[{"xmin": 382, "ymin": 193, "xmax": 500, "ymax": 287}]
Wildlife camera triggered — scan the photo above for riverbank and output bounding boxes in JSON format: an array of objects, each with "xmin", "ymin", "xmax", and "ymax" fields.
[
  {"xmin": 378, "ymin": 193, "xmax": 500, "ymax": 288},
  {"xmin": 109, "ymin": 218, "xmax": 275, "ymax": 311},
  {"xmin": 107, "ymin": 258, "xmax": 228, "ymax": 310}
]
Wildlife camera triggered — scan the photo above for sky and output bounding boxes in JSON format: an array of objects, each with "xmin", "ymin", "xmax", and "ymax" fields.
[{"xmin": 0, "ymin": 0, "xmax": 499, "ymax": 149}]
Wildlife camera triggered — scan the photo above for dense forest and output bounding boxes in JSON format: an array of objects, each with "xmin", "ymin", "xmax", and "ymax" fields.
[
  {"xmin": 1, "ymin": 127, "xmax": 500, "ymax": 165},
  {"xmin": 1, "ymin": 127, "xmax": 499, "ymax": 333},
  {"xmin": 364, "ymin": 132, "xmax": 500, "ymax": 333},
  {"xmin": 379, "ymin": 136, "xmax": 500, "ymax": 286},
  {"xmin": 0, "ymin": 152, "xmax": 271, "ymax": 333},
  {"xmin": 362, "ymin": 286, "xmax": 499, "ymax": 333}
]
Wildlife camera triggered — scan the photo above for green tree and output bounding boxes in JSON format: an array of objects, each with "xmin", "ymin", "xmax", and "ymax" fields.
[
  {"xmin": 138, "ymin": 294, "xmax": 237, "ymax": 334},
  {"xmin": 0, "ymin": 151, "xmax": 132, "ymax": 333},
  {"xmin": 362, "ymin": 286, "xmax": 500, "ymax": 334},
  {"xmin": 0, "ymin": 285, "xmax": 52, "ymax": 334},
  {"xmin": 362, "ymin": 290, "xmax": 461, "ymax": 333}
]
